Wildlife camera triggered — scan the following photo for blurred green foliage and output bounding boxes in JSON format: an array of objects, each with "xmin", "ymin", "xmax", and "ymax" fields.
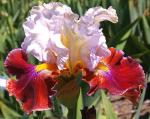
[{"xmin": 0, "ymin": 0, "xmax": 150, "ymax": 119}]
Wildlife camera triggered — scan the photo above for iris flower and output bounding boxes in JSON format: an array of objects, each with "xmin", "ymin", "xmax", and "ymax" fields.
[{"xmin": 4, "ymin": 2, "xmax": 145, "ymax": 114}]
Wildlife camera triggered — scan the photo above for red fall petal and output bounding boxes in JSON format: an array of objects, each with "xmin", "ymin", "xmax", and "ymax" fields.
[
  {"xmin": 4, "ymin": 49, "xmax": 32, "ymax": 78},
  {"xmin": 5, "ymin": 49, "xmax": 57, "ymax": 114},
  {"xmin": 7, "ymin": 72, "xmax": 56, "ymax": 114},
  {"xmin": 87, "ymin": 47, "xmax": 145, "ymax": 103}
]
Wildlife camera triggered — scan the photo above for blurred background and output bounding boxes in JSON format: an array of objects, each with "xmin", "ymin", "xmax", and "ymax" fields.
[{"xmin": 0, "ymin": 0, "xmax": 150, "ymax": 119}]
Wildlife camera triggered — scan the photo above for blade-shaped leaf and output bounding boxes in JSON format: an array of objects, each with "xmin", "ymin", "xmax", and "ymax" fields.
[
  {"xmin": 101, "ymin": 91, "xmax": 117, "ymax": 119},
  {"xmin": 0, "ymin": 101, "xmax": 21, "ymax": 119},
  {"xmin": 108, "ymin": 17, "xmax": 140, "ymax": 47}
]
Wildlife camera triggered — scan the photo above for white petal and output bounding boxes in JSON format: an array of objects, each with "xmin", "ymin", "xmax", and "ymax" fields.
[
  {"xmin": 22, "ymin": 2, "xmax": 77, "ymax": 69},
  {"xmin": 22, "ymin": 2, "xmax": 118, "ymax": 71},
  {"xmin": 85, "ymin": 6, "xmax": 118, "ymax": 23},
  {"xmin": 48, "ymin": 34, "xmax": 69, "ymax": 69},
  {"xmin": 72, "ymin": 6, "xmax": 118, "ymax": 70}
]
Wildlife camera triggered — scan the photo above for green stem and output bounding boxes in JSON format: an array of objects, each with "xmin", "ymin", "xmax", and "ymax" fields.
[{"xmin": 67, "ymin": 105, "xmax": 77, "ymax": 119}]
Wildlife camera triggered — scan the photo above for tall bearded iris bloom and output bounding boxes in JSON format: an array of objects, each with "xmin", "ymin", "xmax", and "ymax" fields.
[{"xmin": 4, "ymin": 2, "xmax": 145, "ymax": 114}]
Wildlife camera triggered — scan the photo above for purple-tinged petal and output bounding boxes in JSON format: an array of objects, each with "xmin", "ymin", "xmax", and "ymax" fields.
[
  {"xmin": 5, "ymin": 49, "xmax": 57, "ymax": 114},
  {"xmin": 86, "ymin": 48, "xmax": 145, "ymax": 103}
]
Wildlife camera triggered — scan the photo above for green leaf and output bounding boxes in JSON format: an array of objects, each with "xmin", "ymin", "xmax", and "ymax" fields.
[
  {"xmin": 97, "ymin": 115, "xmax": 107, "ymax": 119},
  {"xmin": 110, "ymin": 0, "xmax": 119, "ymax": 10},
  {"xmin": 52, "ymin": 97, "xmax": 63, "ymax": 118},
  {"xmin": 81, "ymin": 82, "xmax": 101, "ymax": 107},
  {"xmin": 101, "ymin": 91, "xmax": 117, "ymax": 119},
  {"xmin": 108, "ymin": 17, "xmax": 140, "ymax": 47},
  {"xmin": 0, "ymin": 30, "xmax": 7, "ymax": 53},
  {"xmin": 115, "ymin": 40, "xmax": 127, "ymax": 50},
  {"xmin": 77, "ymin": 1, "xmax": 83, "ymax": 16},
  {"xmin": 76, "ymin": 89, "xmax": 83, "ymax": 119},
  {"xmin": 134, "ymin": 84, "xmax": 147, "ymax": 119},
  {"xmin": 142, "ymin": 16, "xmax": 150, "ymax": 44},
  {"xmin": 132, "ymin": 50, "xmax": 150, "ymax": 58},
  {"xmin": 128, "ymin": 0, "xmax": 139, "ymax": 22},
  {"xmin": 0, "ymin": 101, "xmax": 21, "ymax": 119}
]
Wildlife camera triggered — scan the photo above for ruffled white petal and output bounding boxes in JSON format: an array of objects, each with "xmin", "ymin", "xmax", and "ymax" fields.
[
  {"xmin": 22, "ymin": 2, "xmax": 78, "ymax": 69},
  {"xmin": 22, "ymin": 2, "xmax": 118, "ymax": 70},
  {"xmin": 72, "ymin": 6, "xmax": 118, "ymax": 70},
  {"xmin": 84, "ymin": 6, "xmax": 118, "ymax": 23}
]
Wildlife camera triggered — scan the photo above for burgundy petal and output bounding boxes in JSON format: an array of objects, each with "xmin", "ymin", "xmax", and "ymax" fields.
[
  {"xmin": 7, "ymin": 72, "xmax": 56, "ymax": 114},
  {"xmin": 87, "ymin": 48, "xmax": 145, "ymax": 103},
  {"xmin": 5, "ymin": 49, "xmax": 57, "ymax": 114},
  {"xmin": 4, "ymin": 49, "xmax": 32, "ymax": 78}
]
